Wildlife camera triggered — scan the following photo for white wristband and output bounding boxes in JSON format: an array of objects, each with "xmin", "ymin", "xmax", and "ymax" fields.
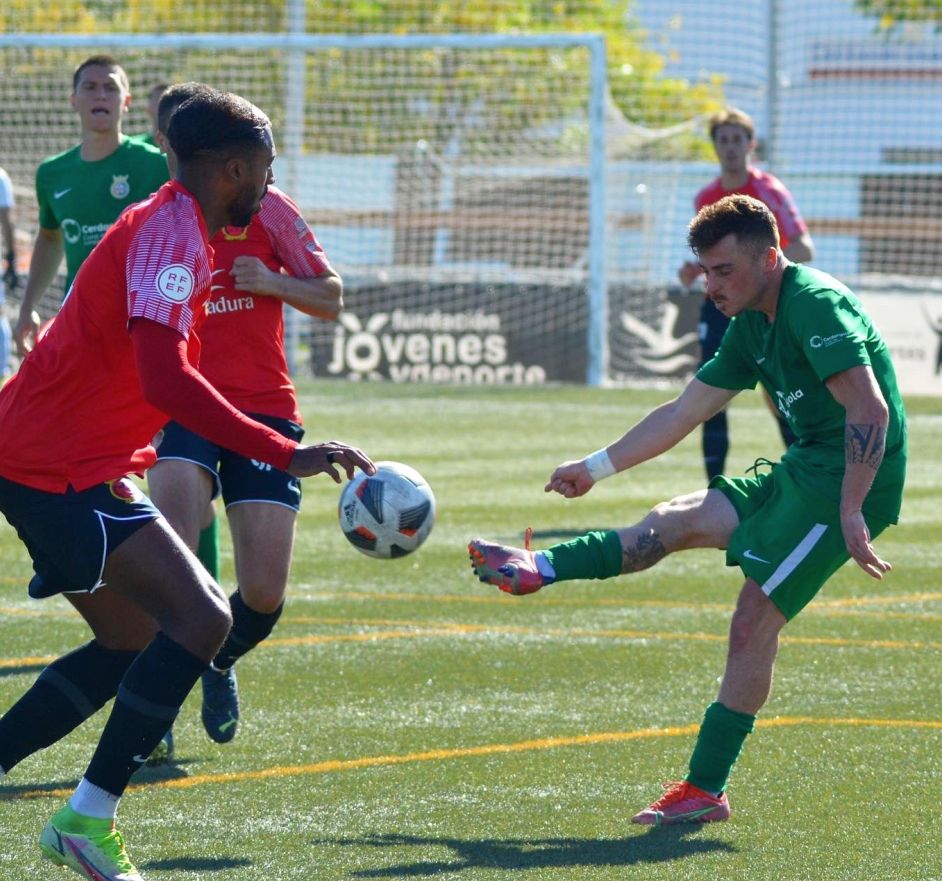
[{"xmin": 583, "ymin": 448, "xmax": 616, "ymax": 483}]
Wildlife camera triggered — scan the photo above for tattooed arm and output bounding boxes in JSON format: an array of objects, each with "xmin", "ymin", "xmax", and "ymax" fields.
[{"xmin": 825, "ymin": 365, "xmax": 891, "ymax": 580}]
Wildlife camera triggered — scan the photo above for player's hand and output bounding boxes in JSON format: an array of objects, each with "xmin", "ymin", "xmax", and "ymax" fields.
[
  {"xmin": 13, "ymin": 309, "xmax": 40, "ymax": 356},
  {"xmin": 230, "ymin": 255, "xmax": 281, "ymax": 296},
  {"xmin": 545, "ymin": 459, "xmax": 595, "ymax": 499},
  {"xmin": 287, "ymin": 441, "xmax": 376, "ymax": 483},
  {"xmin": 678, "ymin": 261, "xmax": 702, "ymax": 288},
  {"xmin": 840, "ymin": 509, "xmax": 891, "ymax": 580}
]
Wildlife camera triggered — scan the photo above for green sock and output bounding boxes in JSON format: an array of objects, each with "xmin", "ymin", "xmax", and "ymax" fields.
[
  {"xmin": 196, "ymin": 517, "xmax": 220, "ymax": 581},
  {"xmin": 687, "ymin": 701, "xmax": 756, "ymax": 795},
  {"xmin": 541, "ymin": 530, "xmax": 623, "ymax": 582}
]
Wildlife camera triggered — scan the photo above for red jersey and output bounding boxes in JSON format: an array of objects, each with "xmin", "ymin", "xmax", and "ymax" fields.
[
  {"xmin": 0, "ymin": 180, "xmax": 294, "ymax": 492},
  {"xmin": 694, "ymin": 167, "xmax": 807, "ymax": 250},
  {"xmin": 199, "ymin": 186, "xmax": 332, "ymax": 423}
]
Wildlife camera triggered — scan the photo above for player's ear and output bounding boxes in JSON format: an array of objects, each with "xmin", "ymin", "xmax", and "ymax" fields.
[{"xmin": 224, "ymin": 156, "xmax": 246, "ymax": 182}]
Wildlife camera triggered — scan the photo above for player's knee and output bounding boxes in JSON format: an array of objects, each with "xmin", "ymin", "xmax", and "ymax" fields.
[{"xmin": 240, "ymin": 585, "xmax": 285, "ymax": 615}]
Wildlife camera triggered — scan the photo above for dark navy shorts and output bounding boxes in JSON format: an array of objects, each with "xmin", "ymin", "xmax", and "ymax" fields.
[
  {"xmin": 0, "ymin": 475, "xmax": 161, "ymax": 598},
  {"xmin": 154, "ymin": 413, "xmax": 304, "ymax": 512},
  {"xmin": 699, "ymin": 297, "xmax": 731, "ymax": 366}
]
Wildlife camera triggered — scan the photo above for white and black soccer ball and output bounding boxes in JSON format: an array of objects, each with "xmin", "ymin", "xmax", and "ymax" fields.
[{"xmin": 338, "ymin": 461, "xmax": 436, "ymax": 558}]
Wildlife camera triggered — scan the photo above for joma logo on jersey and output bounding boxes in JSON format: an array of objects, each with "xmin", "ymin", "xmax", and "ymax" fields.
[
  {"xmin": 775, "ymin": 388, "xmax": 805, "ymax": 418},
  {"xmin": 810, "ymin": 331, "xmax": 852, "ymax": 349}
]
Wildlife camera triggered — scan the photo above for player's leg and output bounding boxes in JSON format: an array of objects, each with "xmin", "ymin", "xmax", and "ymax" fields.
[
  {"xmin": 699, "ymin": 297, "xmax": 731, "ymax": 480},
  {"xmin": 633, "ymin": 467, "xmax": 889, "ymax": 825},
  {"xmin": 196, "ymin": 500, "xmax": 220, "ymax": 580},
  {"xmin": 147, "ymin": 457, "xmax": 216, "ymax": 551},
  {"xmin": 40, "ymin": 516, "xmax": 231, "ymax": 880},
  {"xmin": 199, "ymin": 425, "xmax": 302, "ymax": 743},
  {"xmin": 147, "ymin": 432, "xmax": 220, "ymax": 763},
  {"xmin": 0, "ymin": 589, "xmax": 152, "ymax": 777},
  {"xmin": 469, "ymin": 487, "xmax": 739, "ymax": 595}
]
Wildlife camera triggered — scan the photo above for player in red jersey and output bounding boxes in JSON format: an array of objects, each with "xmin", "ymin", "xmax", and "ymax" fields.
[
  {"xmin": 0, "ymin": 87, "xmax": 373, "ymax": 881},
  {"xmin": 678, "ymin": 107, "xmax": 815, "ymax": 480},
  {"xmin": 146, "ymin": 82, "xmax": 344, "ymax": 749}
]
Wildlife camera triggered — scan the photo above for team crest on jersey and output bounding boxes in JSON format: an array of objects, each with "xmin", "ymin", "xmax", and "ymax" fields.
[
  {"xmin": 156, "ymin": 264, "xmax": 195, "ymax": 303},
  {"xmin": 110, "ymin": 174, "xmax": 130, "ymax": 199},
  {"xmin": 107, "ymin": 477, "xmax": 142, "ymax": 503},
  {"xmin": 221, "ymin": 225, "xmax": 249, "ymax": 241}
]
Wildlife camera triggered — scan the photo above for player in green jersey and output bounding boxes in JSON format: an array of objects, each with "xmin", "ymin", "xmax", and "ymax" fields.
[
  {"xmin": 14, "ymin": 55, "xmax": 169, "ymax": 355},
  {"xmin": 469, "ymin": 194, "xmax": 906, "ymax": 825}
]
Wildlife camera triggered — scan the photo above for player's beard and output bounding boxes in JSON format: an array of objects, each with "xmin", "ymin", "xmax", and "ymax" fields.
[{"xmin": 229, "ymin": 187, "xmax": 265, "ymax": 228}]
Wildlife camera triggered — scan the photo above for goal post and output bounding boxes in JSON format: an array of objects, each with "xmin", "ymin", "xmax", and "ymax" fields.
[{"xmin": 0, "ymin": 31, "xmax": 609, "ymax": 384}]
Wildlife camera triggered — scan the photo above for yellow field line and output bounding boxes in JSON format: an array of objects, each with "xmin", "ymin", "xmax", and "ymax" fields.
[
  {"xmin": 8, "ymin": 716, "xmax": 941, "ymax": 801},
  {"xmin": 263, "ymin": 620, "xmax": 942, "ymax": 652},
  {"xmin": 3, "ymin": 590, "xmax": 941, "ymax": 626},
  {"xmin": 2, "ymin": 614, "xmax": 939, "ymax": 671}
]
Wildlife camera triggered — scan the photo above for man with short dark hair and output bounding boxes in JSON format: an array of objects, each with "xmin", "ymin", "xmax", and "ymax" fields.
[
  {"xmin": 470, "ymin": 194, "xmax": 905, "ymax": 827},
  {"xmin": 14, "ymin": 55, "xmax": 169, "ymax": 355},
  {"xmin": 0, "ymin": 86, "xmax": 373, "ymax": 881}
]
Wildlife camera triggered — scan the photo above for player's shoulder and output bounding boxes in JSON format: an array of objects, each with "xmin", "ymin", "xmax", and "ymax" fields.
[
  {"xmin": 694, "ymin": 177, "xmax": 724, "ymax": 207},
  {"xmin": 37, "ymin": 144, "xmax": 82, "ymax": 177},
  {"xmin": 258, "ymin": 185, "xmax": 308, "ymax": 230},
  {"xmin": 749, "ymin": 167, "xmax": 792, "ymax": 194},
  {"xmin": 123, "ymin": 183, "xmax": 197, "ymax": 234},
  {"xmin": 119, "ymin": 136, "xmax": 170, "ymax": 168},
  {"xmin": 781, "ymin": 265, "xmax": 865, "ymax": 325}
]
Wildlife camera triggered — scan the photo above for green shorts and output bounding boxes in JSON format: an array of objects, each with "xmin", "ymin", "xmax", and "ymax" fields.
[{"xmin": 712, "ymin": 463, "xmax": 891, "ymax": 621}]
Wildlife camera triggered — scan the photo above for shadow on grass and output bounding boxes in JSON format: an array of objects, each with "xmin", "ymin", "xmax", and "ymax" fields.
[
  {"xmin": 144, "ymin": 856, "xmax": 253, "ymax": 872},
  {"xmin": 0, "ymin": 778, "xmax": 81, "ymax": 799},
  {"xmin": 317, "ymin": 829, "xmax": 736, "ymax": 876},
  {"xmin": 0, "ymin": 760, "xmax": 194, "ymax": 800},
  {"xmin": 0, "ymin": 663, "xmax": 47, "ymax": 678}
]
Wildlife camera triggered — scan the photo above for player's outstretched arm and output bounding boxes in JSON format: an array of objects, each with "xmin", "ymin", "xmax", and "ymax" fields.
[
  {"xmin": 825, "ymin": 365, "xmax": 892, "ymax": 580},
  {"xmin": 546, "ymin": 378, "xmax": 736, "ymax": 498},
  {"xmin": 288, "ymin": 442, "xmax": 375, "ymax": 482},
  {"xmin": 133, "ymin": 319, "xmax": 375, "ymax": 483}
]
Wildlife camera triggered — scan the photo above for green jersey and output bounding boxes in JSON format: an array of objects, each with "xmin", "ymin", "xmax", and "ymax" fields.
[
  {"xmin": 697, "ymin": 263, "xmax": 906, "ymax": 523},
  {"xmin": 35, "ymin": 135, "xmax": 169, "ymax": 292},
  {"xmin": 130, "ymin": 132, "xmax": 159, "ymax": 149}
]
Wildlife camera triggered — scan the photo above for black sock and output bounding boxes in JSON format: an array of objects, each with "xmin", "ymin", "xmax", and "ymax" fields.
[
  {"xmin": 0, "ymin": 641, "xmax": 137, "ymax": 773},
  {"xmin": 702, "ymin": 410, "xmax": 729, "ymax": 481},
  {"xmin": 84, "ymin": 632, "xmax": 206, "ymax": 796},
  {"xmin": 213, "ymin": 591, "xmax": 284, "ymax": 671}
]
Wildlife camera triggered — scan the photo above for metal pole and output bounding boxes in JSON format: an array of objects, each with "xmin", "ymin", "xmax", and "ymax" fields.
[
  {"xmin": 766, "ymin": 0, "xmax": 780, "ymax": 172},
  {"xmin": 586, "ymin": 35, "xmax": 608, "ymax": 386},
  {"xmin": 283, "ymin": 0, "xmax": 306, "ymax": 377}
]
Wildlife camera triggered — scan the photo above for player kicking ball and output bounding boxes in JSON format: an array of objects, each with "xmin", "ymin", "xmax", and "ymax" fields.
[{"xmin": 470, "ymin": 194, "xmax": 906, "ymax": 826}]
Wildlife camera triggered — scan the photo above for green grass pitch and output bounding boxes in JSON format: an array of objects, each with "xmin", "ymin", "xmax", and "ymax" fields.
[{"xmin": 1, "ymin": 380, "xmax": 940, "ymax": 880}]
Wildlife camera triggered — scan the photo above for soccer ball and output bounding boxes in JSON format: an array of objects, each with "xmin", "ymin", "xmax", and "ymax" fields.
[{"xmin": 338, "ymin": 461, "xmax": 436, "ymax": 558}]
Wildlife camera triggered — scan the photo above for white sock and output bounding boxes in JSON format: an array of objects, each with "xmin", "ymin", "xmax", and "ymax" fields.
[{"xmin": 70, "ymin": 778, "xmax": 120, "ymax": 820}]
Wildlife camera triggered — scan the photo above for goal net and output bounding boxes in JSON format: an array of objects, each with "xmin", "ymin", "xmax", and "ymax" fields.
[{"xmin": 0, "ymin": 31, "xmax": 610, "ymax": 387}]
